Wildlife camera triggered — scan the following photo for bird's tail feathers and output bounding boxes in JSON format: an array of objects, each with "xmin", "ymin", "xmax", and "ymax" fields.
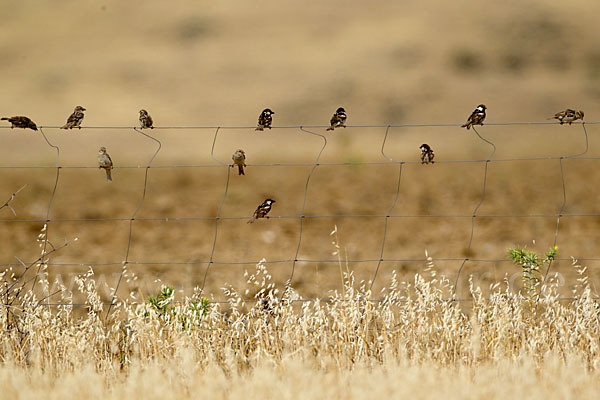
[
  {"xmin": 247, "ymin": 216, "xmax": 255, "ymax": 224},
  {"xmin": 106, "ymin": 169, "xmax": 112, "ymax": 182},
  {"xmin": 238, "ymin": 165, "xmax": 245, "ymax": 175},
  {"xmin": 1, "ymin": 118, "xmax": 7, "ymax": 121}
]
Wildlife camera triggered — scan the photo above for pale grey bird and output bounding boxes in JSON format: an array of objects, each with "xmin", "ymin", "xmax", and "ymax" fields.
[
  {"xmin": 231, "ymin": 149, "xmax": 246, "ymax": 175},
  {"xmin": 97, "ymin": 147, "xmax": 113, "ymax": 182}
]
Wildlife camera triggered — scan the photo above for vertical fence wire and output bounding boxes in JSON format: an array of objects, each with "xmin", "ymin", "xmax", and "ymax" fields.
[
  {"xmin": 370, "ymin": 126, "xmax": 404, "ymax": 292},
  {"xmin": 106, "ymin": 127, "xmax": 162, "ymax": 318},
  {"xmin": 201, "ymin": 128, "xmax": 232, "ymax": 293},
  {"xmin": 543, "ymin": 122, "xmax": 589, "ymax": 284},
  {"xmin": 285, "ymin": 127, "xmax": 328, "ymax": 296},
  {"xmin": 31, "ymin": 127, "xmax": 61, "ymax": 295},
  {"xmin": 453, "ymin": 126, "xmax": 497, "ymax": 298}
]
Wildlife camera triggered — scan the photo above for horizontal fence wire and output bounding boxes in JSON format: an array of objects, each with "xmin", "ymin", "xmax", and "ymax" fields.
[
  {"xmin": 0, "ymin": 121, "xmax": 595, "ymax": 309},
  {"xmin": 0, "ymin": 257, "xmax": 598, "ymax": 268},
  {"xmin": 3, "ymin": 213, "xmax": 600, "ymax": 223},
  {"xmin": 22, "ymin": 297, "xmax": 600, "ymax": 308},
  {"xmin": 1, "ymin": 121, "xmax": 598, "ymax": 130}
]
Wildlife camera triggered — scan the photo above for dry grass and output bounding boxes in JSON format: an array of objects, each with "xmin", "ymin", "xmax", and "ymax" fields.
[
  {"xmin": 2, "ymin": 356, "xmax": 600, "ymax": 399},
  {"xmin": 1, "ymin": 254, "xmax": 600, "ymax": 398}
]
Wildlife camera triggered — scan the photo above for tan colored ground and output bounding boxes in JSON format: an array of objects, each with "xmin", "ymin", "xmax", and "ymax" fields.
[
  {"xmin": 3, "ymin": 357, "xmax": 599, "ymax": 400},
  {"xmin": 1, "ymin": 123, "xmax": 598, "ymax": 302},
  {"xmin": 1, "ymin": 0, "xmax": 600, "ymax": 302}
]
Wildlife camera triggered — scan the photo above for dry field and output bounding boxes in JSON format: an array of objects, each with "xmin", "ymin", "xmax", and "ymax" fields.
[
  {"xmin": 2, "ymin": 0, "xmax": 600, "ymax": 397},
  {"xmin": 1, "ymin": 260, "xmax": 600, "ymax": 399},
  {"xmin": 1, "ymin": 0, "xmax": 600, "ymax": 301},
  {"xmin": 1, "ymin": 122, "xmax": 599, "ymax": 303},
  {"xmin": 5, "ymin": 360, "xmax": 600, "ymax": 400}
]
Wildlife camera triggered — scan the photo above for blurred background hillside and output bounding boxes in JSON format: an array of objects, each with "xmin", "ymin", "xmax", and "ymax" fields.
[
  {"xmin": 1, "ymin": 0, "xmax": 599, "ymax": 126},
  {"xmin": 1, "ymin": 0, "xmax": 599, "ymax": 303}
]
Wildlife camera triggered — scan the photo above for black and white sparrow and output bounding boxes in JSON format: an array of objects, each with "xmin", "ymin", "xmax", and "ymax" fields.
[
  {"xmin": 232, "ymin": 149, "xmax": 247, "ymax": 176},
  {"xmin": 97, "ymin": 147, "xmax": 113, "ymax": 182},
  {"xmin": 1, "ymin": 116, "xmax": 38, "ymax": 131},
  {"xmin": 139, "ymin": 109, "xmax": 154, "ymax": 129},
  {"xmin": 326, "ymin": 107, "xmax": 347, "ymax": 131},
  {"xmin": 248, "ymin": 198, "xmax": 276, "ymax": 223},
  {"xmin": 61, "ymin": 106, "xmax": 86, "ymax": 129},
  {"xmin": 256, "ymin": 108, "xmax": 274, "ymax": 131},
  {"xmin": 461, "ymin": 104, "xmax": 486, "ymax": 130},
  {"xmin": 419, "ymin": 144, "xmax": 435, "ymax": 164},
  {"xmin": 552, "ymin": 109, "xmax": 584, "ymax": 125}
]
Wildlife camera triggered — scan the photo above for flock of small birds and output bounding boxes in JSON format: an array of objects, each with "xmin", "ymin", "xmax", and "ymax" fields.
[{"xmin": 1, "ymin": 104, "xmax": 586, "ymax": 223}]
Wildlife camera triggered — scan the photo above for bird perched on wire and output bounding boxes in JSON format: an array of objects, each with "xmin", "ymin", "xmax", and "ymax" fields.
[
  {"xmin": 551, "ymin": 109, "xmax": 584, "ymax": 125},
  {"xmin": 461, "ymin": 104, "xmax": 486, "ymax": 130},
  {"xmin": 420, "ymin": 144, "xmax": 435, "ymax": 164},
  {"xmin": 327, "ymin": 107, "xmax": 347, "ymax": 131},
  {"xmin": 97, "ymin": 147, "xmax": 113, "ymax": 182},
  {"xmin": 1, "ymin": 116, "xmax": 38, "ymax": 131},
  {"xmin": 61, "ymin": 106, "xmax": 86, "ymax": 129},
  {"xmin": 256, "ymin": 108, "xmax": 274, "ymax": 131},
  {"xmin": 248, "ymin": 199, "xmax": 276, "ymax": 223},
  {"xmin": 139, "ymin": 109, "xmax": 154, "ymax": 129},
  {"xmin": 231, "ymin": 149, "xmax": 247, "ymax": 176}
]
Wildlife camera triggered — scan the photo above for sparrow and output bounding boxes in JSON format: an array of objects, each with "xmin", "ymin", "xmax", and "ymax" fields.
[
  {"xmin": 420, "ymin": 144, "xmax": 435, "ymax": 164},
  {"xmin": 61, "ymin": 105, "xmax": 86, "ymax": 129},
  {"xmin": 1, "ymin": 116, "xmax": 38, "ymax": 131},
  {"xmin": 139, "ymin": 109, "xmax": 154, "ymax": 129},
  {"xmin": 326, "ymin": 107, "xmax": 347, "ymax": 131},
  {"xmin": 551, "ymin": 109, "xmax": 584, "ymax": 125},
  {"xmin": 248, "ymin": 199, "xmax": 275, "ymax": 223},
  {"xmin": 461, "ymin": 104, "xmax": 486, "ymax": 130},
  {"xmin": 97, "ymin": 147, "xmax": 113, "ymax": 182},
  {"xmin": 256, "ymin": 108, "xmax": 274, "ymax": 131},
  {"xmin": 231, "ymin": 149, "xmax": 246, "ymax": 176}
]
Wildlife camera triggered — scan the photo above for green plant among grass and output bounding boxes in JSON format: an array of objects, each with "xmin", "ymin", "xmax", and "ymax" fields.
[
  {"xmin": 186, "ymin": 297, "xmax": 211, "ymax": 324},
  {"xmin": 146, "ymin": 285, "xmax": 211, "ymax": 330},
  {"xmin": 508, "ymin": 245, "xmax": 557, "ymax": 305},
  {"xmin": 147, "ymin": 285, "xmax": 175, "ymax": 317}
]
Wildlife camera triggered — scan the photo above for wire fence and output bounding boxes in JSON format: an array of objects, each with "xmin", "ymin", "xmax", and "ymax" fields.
[{"xmin": 0, "ymin": 121, "xmax": 595, "ymax": 309}]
